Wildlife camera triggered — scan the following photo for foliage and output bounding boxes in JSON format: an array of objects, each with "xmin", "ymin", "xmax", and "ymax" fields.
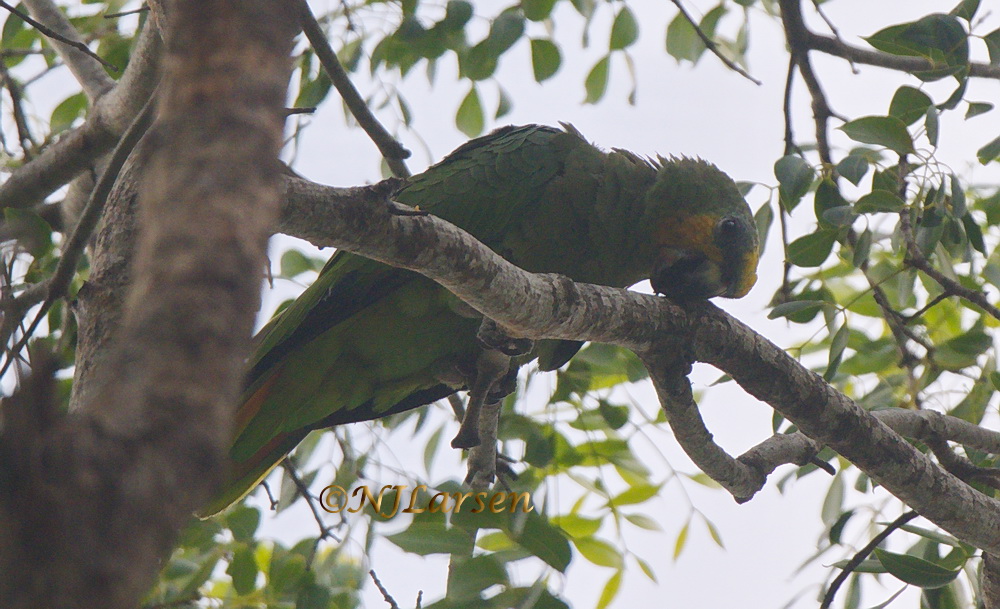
[{"xmin": 3, "ymin": 0, "xmax": 1000, "ymax": 608}]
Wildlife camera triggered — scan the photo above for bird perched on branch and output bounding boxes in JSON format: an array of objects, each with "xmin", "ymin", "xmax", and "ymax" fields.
[{"xmin": 203, "ymin": 124, "xmax": 759, "ymax": 515}]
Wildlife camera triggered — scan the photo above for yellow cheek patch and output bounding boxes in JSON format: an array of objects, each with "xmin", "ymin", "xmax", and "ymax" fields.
[
  {"xmin": 731, "ymin": 250, "xmax": 759, "ymax": 298},
  {"xmin": 654, "ymin": 213, "xmax": 725, "ymax": 264}
]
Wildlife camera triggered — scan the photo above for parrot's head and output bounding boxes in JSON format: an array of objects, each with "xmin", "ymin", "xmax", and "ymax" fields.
[{"xmin": 644, "ymin": 158, "xmax": 759, "ymax": 301}]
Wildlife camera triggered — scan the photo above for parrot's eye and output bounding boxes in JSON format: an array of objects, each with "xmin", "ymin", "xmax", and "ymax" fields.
[{"xmin": 717, "ymin": 217, "xmax": 741, "ymax": 241}]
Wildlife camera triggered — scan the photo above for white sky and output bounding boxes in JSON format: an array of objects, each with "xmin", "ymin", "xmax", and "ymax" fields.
[{"xmin": 4, "ymin": 0, "xmax": 1000, "ymax": 607}]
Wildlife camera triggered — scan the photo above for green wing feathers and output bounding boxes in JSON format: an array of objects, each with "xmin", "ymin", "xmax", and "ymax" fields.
[
  {"xmin": 206, "ymin": 126, "xmax": 586, "ymax": 515},
  {"xmin": 207, "ymin": 124, "xmax": 756, "ymax": 516}
]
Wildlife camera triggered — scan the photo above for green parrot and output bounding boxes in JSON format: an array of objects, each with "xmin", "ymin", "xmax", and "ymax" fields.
[{"xmin": 203, "ymin": 124, "xmax": 759, "ymax": 515}]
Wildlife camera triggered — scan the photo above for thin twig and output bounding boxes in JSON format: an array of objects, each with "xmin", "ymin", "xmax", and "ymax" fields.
[
  {"xmin": 293, "ymin": 0, "xmax": 411, "ymax": 177},
  {"xmin": 0, "ymin": 62, "xmax": 37, "ymax": 156},
  {"xmin": 105, "ymin": 5, "xmax": 149, "ymax": 19},
  {"xmin": 369, "ymin": 570, "xmax": 401, "ymax": 609},
  {"xmin": 901, "ymin": 293, "xmax": 950, "ymax": 324},
  {"xmin": 0, "ymin": 94, "xmax": 156, "ymax": 377},
  {"xmin": 820, "ymin": 510, "xmax": 919, "ymax": 609},
  {"xmin": 668, "ymin": 0, "xmax": 761, "ymax": 85},
  {"xmin": 781, "ymin": 55, "xmax": 800, "ymax": 157},
  {"xmin": 780, "ymin": 0, "xmax": 838, "ymax": 166},
  {"xmin": 0, "ymin": 0, "xmax": 118, "ymax": 71},
  {"xmin": 280, "ymin": 460, "xmax": 335, "ymax": 538},
  {"xmin": 899, "ymin": 209, "xmax": 1000, "ymax": 322}
]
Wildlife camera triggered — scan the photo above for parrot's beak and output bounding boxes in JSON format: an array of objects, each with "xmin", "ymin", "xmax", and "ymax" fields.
[{"xmin": 650, "ymin": 247, "xmax": 727, "ymax": 301}]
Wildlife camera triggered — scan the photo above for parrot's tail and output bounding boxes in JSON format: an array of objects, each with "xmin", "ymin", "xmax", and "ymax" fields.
[{"xmin": 198, "ymin": 375, "xmax": 305, "ymax": 517}]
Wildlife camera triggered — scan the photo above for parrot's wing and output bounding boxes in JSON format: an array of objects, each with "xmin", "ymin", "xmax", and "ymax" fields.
[
  {"xmin": 247, "ymin": 251, "xmax": 409, "ymax": 388},
  {"xmin": 395, "ymin": 124, "xmax": 581, "ymax": 245}
]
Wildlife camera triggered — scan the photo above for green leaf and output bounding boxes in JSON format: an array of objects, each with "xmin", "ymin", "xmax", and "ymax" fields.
[
  {"xmin": 936, "ymin": 329, "xmax": 991, "ymax": 370},
  {"xmin": 441, "ymin": 1, "xmax": 474, "ymax": 31},
  {"xmin": 855, "ymin": 190, "xmax": 905, "ymax": 213},
  {"xmin": 295, "ymin": 72, "xmax": 332, "ymax": 108},
  {"xmin": 836, "ymin": 154, "xmax": 870, "ymax": 186},
  {"xmin": 387, "ymin": 522, "xmax": 471, "ymax": 555},
  {"xmin": 925, "ymin": 105, "xmax": 940, "ymax": 148},
  {"xmin": 530, "ymin": 38, "xmax": 561, "ymax": 82},
  {"xmin": 754, "ymin": 201, "xmax": 773, "ymax": 256},
  {"xmin": 522, "ymin": 0, "xmax": 558, "ymax": 21},
  {"xmin": 853, "ymin": 228, "xmax": 872, "ymax": 268},
  {"xmin": 865, "ymin": 14, "xmax": 969, "ymax": 81},
  {"xmin": 461, "ymin": 43, "xmax": 497, "ymax": 81},
  {"xmin": 584, "ymin": 56, "xmax": 610, "ymax": 104},
  {"xmin": 596, "ymin": 571, "xmax": 622, "ymax": 609},
  {"xmin": 624, "ymin": 513, "xmax": 661, "ymax": 531},
  {"xmin": 511, "ymin": 512, "xmax": 573, "ymax": 572},
  {"xmin": 665, "ymin": 11, "xmax": 701, "ymax": 62},
  {"xmin": 950, "ymin": 0, "xmax": 980, "ymax": 21},
  {"xmin": 774, "ymin": 155, "xmax": 815, "ymax": 211},
  {"xmin": 840, "ymin": 116, "xmax": 914, "ymax": 154},
  {"xmin": 50, "ymin": 92, "xmax": 88, "ymax": 134},
  {"xmin": 610, "ymin": 483, "xmax": 661, "ymax": 506},
  {"xmin": 827, "ymin": 325, "xmax": 849, "ymax": 379},
  {"xmin": 787, "ymin": 230, "xmax": 837, "ymax": 267},
  {"xmin": 966, "ymin": 101, "xmax": 992, "ymax": 119},
  {"xmin": 598, "ymin": 400, "xmax": 629, "ymax": 429},
  {"xmin": 226, "ymin": 505, "xmax": 261, "ymax": 542},
  {"xmin": 949, "ymin": 173, "xmax": 966, "ymax": 216},
  {"xmin": 814, "ymin": 179, "xmax": 849, "ymax": 228},
  {"xmin": 609, "ymin": 7, "xmax": 638, "ymax": 50},
  {"xmin": 574, "ymin": 536, "xmax": 623, "ymax": 568},
  {"xmin": 986, "ymin": 28, "xmax": 1000, "ymax": 65},
  {"xmin": 496, "ymin": 86, "xmax": 512, "ymax": 119},
  {"xmin": 4, "ymin": 208, "xmax": 53, "ymax": 258},
  {"xmin": 486, "ymin": 10, "xmax": 525, "ymax": 54},
  {"xmin": 768, "ymin": 300, "xmax": 824, "ymax": 320},
  {"xmin": 821, "ymin": 474, "xmax": 845, "ymax": 526},
  {"xmin": 269, "ymin": 552, "xmax": 307, "ymax": 594},
  {"xmin": 828, "ymin": 509, "xmax": 854, "ymax": 545},
  {"xmin": 456, "ymin": 86, "xmax": 484, "ymax": 137},
  {"xmin": 227, "ymin": 545, "xmax": 258, "ymax": 596},
  {"xmin": 448, "ymin": 554, "xmax": 509, "ymax": 601},
  {"xmin": 553, "ymin": 513, "xmax": 602, "ymax": 538},
  {"xmin": 673, "ymin": 521, "xmax": 689, "ymax": 559},
  {"xmin": 1, "ymin": 5, "xmax": 25, "ymax": 48},
  {"xmin": 280, "ymin": 249, "xmax": 317, "ymax": 278},
  {"xmin": 665, "ymin": 4, "xmax": 726, "ymax": 63},
  {"xmin": 874, "ymin": 549, "xmax": 961, "ymax": 589},
  {"xmin": 977, "ymin": 134, "xmax": 1000, "ymax": 164},
  {"xmin": 888, "ymin": 86, "xmax": 932, "ymax": 125}
]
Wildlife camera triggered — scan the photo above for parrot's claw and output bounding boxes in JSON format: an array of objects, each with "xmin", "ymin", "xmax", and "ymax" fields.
[
  {"xmin": 387, "ymin": 199, "xmax": 429, "ymax": 216},
  {"xmin": 477, "ymin": 318, "xmax": 533, "ymax": 357}
]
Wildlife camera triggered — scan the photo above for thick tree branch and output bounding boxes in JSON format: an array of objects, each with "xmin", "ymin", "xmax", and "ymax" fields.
[
  {"xmin": 0, "ymin": 3, "xmax": 295, "ymax": 609},
  {"xmin": 12, "ymin": 0, "xmax": 117, "ymax": 97},
  {"xmin": 0, "ymin": 17, "xmax": 161, "ymax": 210},
  {"xmin": 276, "ymin": 176, "xmax": 1000, "ymax": 555}
]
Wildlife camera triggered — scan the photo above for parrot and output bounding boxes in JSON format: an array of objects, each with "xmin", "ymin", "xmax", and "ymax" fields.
[{"xmin": 202, "ymin": 124, "xmax": 759, "ymax": 516}]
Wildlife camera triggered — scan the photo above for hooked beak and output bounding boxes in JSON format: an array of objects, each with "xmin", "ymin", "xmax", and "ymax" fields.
[{"xmin": 650, "ymin": 248, "xmax": 727, "ymax": 301}]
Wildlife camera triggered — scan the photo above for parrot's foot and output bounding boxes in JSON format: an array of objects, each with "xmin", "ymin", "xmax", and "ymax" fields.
[
  {"xmin": 462, "ymin": 399, "xmax": 515, "ymax": 490},
  {"xmin": 477, "ymin": 318, "xmax": 533, "ymax": 357},
  {"xmin": 465, "ymin": 447, "xmax": 519, "ymax": 489},
  {"xmin": 451, "ymin": 348, "xmax": 510, "ymax": 449}
]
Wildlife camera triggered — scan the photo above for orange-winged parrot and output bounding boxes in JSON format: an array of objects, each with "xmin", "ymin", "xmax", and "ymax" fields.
[{"xmin": 204, "ymin": 124, "xmax": 759, "ymax": 515}]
